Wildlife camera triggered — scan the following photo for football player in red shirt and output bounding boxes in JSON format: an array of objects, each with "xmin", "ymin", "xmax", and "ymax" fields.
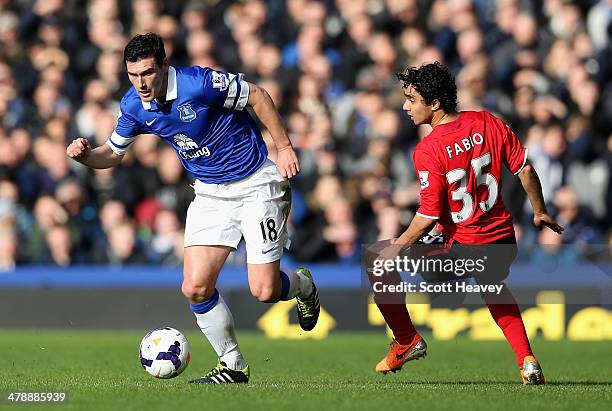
[{"xmin": 372, "ymin": 63, "xmax": 563, "ymax": 385}]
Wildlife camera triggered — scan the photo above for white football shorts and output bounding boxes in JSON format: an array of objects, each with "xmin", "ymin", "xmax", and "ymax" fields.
[{"xmin": 184, "ymin": 159, "xmax": 291, "ymax": 264}]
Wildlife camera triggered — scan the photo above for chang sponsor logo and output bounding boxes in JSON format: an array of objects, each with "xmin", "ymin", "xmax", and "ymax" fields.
[{"xmin": 173, "ymin": 134, "xmax": 211, "ymax": 159}]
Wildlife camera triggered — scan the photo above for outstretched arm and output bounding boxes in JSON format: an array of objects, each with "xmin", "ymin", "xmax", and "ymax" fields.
[
  {"xmin": 247, "ymin": 82, "xmax": 299, "ymax": 179},
  {"xmin": 66, "ymin": 138, "xmax": 124, "ymax": 169},
  {"xmin": 375, "ymin": 214, "xmax": 436, "ymax": 262},
  {"xmin": 517, "ymin": 162, "xmax": 564, "ymax": 233}
]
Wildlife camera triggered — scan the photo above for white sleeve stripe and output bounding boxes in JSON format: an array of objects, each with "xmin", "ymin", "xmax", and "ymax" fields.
[
  {"xmin": 223, "ymin": 73, "xmax": 238, "ymax": 109},
  {"xmin": 109, "ymin": 131, "xmax": 135, "ymax": 147},
  {"xmin": 512, "ymin": 148, "xmax": 529, "ymax": 175},
  {"xmin": 416, "ymin": 212, "xmax": 440, "ymax": 220},
  {"xmin": 235, "ymin": 76, "xmax": 249, "ymax": 111},
  {"xmin": 106, "ymin": 139, "xmax": 127, "ymax": 155}
]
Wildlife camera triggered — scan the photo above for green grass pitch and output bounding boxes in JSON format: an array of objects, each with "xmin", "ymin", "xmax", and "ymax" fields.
[{"xmin": 0, "ymin": 330, "xmax": 609, "ymax": 410}]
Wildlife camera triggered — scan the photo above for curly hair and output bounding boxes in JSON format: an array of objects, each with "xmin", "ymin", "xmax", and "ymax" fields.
[
  {"xmin": 397, "ymin": 62, "xmax": 457, "ymax": 113},
  {"xmin": 123, "ymin": 33, "xmax": 166, "ymax": 68}
]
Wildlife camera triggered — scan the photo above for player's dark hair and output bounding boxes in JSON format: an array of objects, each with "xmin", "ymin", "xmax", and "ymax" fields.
[
  {"xmin": 123, "ymin": 33, "xmax": 166, "ymax": 68},
  {"xmin": 397, "ymin": 62, "xmax": 457, "ymax": 113}
]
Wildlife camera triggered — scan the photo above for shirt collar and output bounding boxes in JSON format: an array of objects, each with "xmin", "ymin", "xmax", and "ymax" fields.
[{"xmin": 141, "ymin": 66, "xmax": 178, "ymax": 110}]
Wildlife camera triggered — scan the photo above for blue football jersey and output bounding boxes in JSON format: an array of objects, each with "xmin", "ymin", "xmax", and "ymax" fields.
[{"xmin": 106, "ymin": 66, "xmax": 268, "ymax": 184}]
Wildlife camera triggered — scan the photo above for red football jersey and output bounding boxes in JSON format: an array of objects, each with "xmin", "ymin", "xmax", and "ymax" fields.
[{"xmin": 413, "ymin": 111, "xmax": 528, "ymax": 244}]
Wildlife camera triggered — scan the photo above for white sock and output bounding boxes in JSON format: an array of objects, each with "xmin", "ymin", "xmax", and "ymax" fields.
[
  {"xmin": 280, "ymin": 267, "xmax": 313, "ymax": 300},
  {"xmin": 192, "ymin": 293, "xmax": 247, "ymax": 371}
]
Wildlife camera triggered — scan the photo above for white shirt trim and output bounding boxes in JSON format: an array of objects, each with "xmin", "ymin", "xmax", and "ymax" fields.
[
  {"xmin": 106, "ymin": 139, "xmax": 124, "ymax": 155},
  {"xmin": 109, "ymin": 131, "xmax": 134, "ymax": 146},
  {"xmin": 223, "ymin": 73, "xmax": 238, "ymax": 109},
  {"xmin": 166, "ymin": 66, "xmax": 177, "ymax": 100},
  {"xmin": 106, "ymin": 131, "xmax": 135, "ymax": 155},
  {"xmin": 235, "ymin": 76, "xmax": 249, "ymax": 111},
  {"xmin": 512, "ymin": 148, "xmax": 529, "ymax": 175},
  {"xmin": 416, "ymin": 212, "xmax": 440, "ymax": 220}
]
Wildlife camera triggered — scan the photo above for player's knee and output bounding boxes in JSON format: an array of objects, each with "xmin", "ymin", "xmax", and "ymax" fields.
[
  {"xmin": 181, "ymin": 281, "xmax": 215, "ymax": 304},
  {"xmin": 251, "ymin": 284, "xmax": 278, "ymax": 303}
]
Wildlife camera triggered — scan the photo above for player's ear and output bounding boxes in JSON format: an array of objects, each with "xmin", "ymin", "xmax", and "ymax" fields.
[{"xmin": 431, "ymin": 99, "xmax": 441, "ymax": 111}]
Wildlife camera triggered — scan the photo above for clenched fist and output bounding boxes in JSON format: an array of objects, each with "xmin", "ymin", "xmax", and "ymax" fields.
[{"xmin": 66, "ymin": 138, "xmax": 90, "ymax": 162}]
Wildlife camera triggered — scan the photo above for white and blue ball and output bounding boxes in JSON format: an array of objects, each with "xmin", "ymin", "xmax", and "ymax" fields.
[{"xmin": 139, "ymin": 327, "xmax": 190, "ymax": 379}]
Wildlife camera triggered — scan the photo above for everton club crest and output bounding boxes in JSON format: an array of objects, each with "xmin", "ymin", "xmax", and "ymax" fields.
[{"xmin": 177, "ymin": 103, "xmax": 197, "ymax": 122}]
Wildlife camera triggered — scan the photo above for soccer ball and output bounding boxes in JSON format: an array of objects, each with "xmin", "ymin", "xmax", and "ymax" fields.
[{"xmin": 139, "ymin": 327, "xmax": 190, "ymax": 379}]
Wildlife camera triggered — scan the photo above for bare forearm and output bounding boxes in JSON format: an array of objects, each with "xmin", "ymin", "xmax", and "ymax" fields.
[
  {"xmin": 395, "ymin": 214, "xmax": 437, "ymax": 246},
  {"xmin": 248, "ymin": 83, "xmax": 291, "ymax": 149},
  {"xmin": 518, "ymin": 163, "xmax": 547, "ymax": 215},
  {"xmin": 79, "ymin": 144, "xmax": 123, "ymax": 169}
]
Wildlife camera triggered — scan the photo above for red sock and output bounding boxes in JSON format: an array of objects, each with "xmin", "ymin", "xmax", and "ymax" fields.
[
  {"xmin": 365, "ymin": 241, "xmax": 418, "ymax": 345},
  {"xmin": 369, "ymin": 261, "xmax": 418, "ymax": 344},
  {"xmin": 370, "ymin": 267, "xmax": 418, "ymax": 345},
  {"xmin": 375, "ymin": 303, "xmax": 418, "ymax": 345},
  {"xmin": 483, "ymin": 285, "xmax": 533, "ymax": 366}
]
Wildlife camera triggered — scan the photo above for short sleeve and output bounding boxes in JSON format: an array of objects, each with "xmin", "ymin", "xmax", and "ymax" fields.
[
  {"xmin": 200, "ymin": 68, "xmax": 250, "ymax": 111},
  {"xmin": 501, "ymin": 121, "xmax": 528, "ymax": 175},
  {"xmin": 413, "ymin": 148, "xmax": 446, "ymax": 219},
  {"xmin": 106, "ymin": 101, "xmax": 141, "ymax": 155}
]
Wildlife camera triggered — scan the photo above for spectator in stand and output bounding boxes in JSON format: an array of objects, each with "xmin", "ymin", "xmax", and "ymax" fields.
[
  {"xmin": 0, "ymin": 0, "xmax": 606, "ymax": 266},
  {"xmin": 93, "ymin": 220, "xmax": 148, "ymax": 266}
]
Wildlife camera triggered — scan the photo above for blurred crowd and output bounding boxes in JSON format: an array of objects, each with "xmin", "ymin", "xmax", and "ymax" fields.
[{"xmin": 0, "ymin": 0, "xmax": 610, "ymax": 270}]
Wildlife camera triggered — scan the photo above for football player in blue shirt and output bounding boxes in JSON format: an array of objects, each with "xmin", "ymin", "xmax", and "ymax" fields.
[{"xmin": 67, "ymin": 33, "xmax": 319, "ymax": 384}]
